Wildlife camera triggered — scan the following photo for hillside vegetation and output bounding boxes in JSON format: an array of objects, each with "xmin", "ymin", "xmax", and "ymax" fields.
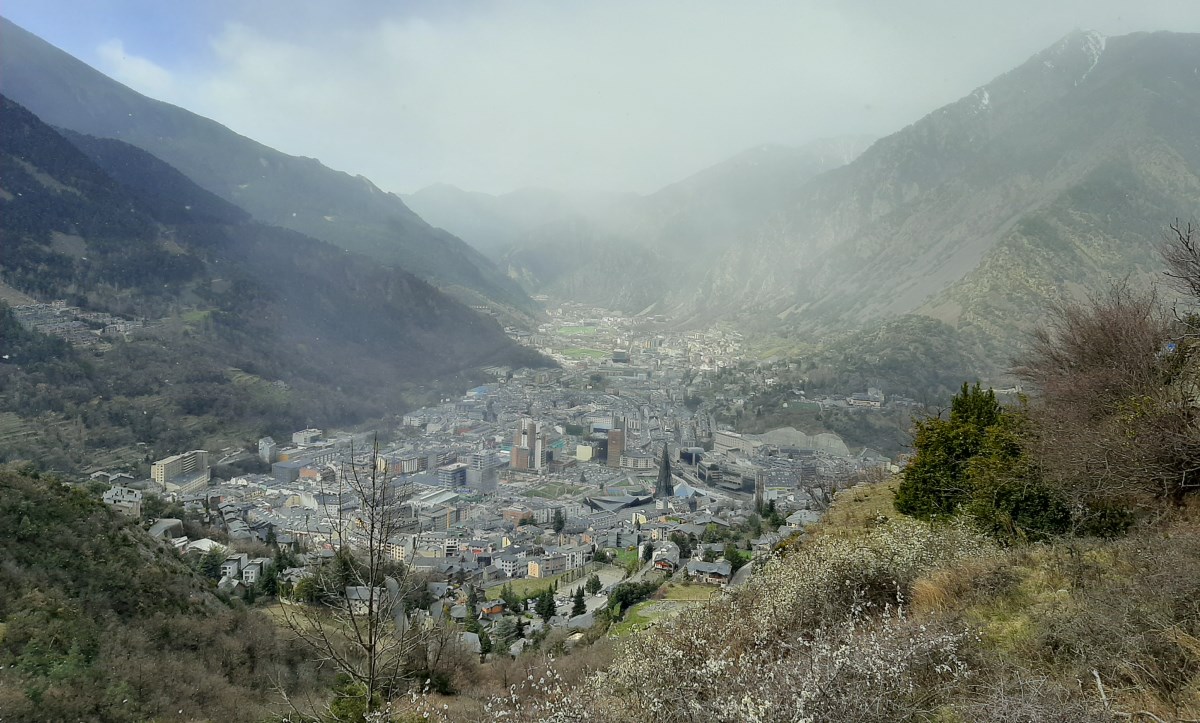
[
  {"xmin": 0, "ymin": 468, "xmax": 319, "ymax": 721},
  {"xmin": 0, "ymin": 95, "xmax": 545, "ymax": 474},
  {"xmin": 0, "ymin": 17, "xmax": 536, "ymax": 317}
]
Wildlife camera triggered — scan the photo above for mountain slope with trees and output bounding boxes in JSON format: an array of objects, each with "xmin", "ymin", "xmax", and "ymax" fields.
[
  {"xmin": 0, "ymin": 16, "xmax": 537, "ymax": 317},
  {"xmin": 0, "ymin": 468, "xmax": 319, "ymax": 721},
  {"xmin": 0, "ymin": 94, "xmax": 544, "ymax": 473},
  {"xmin": 691, "ymin": 31, "xmax": 1200, "ymax": 338}
]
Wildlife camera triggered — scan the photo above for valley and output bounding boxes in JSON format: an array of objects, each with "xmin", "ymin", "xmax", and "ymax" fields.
[{"xmin": 2, "ymin": 7, "xmax": 1200, "ymax": 723}]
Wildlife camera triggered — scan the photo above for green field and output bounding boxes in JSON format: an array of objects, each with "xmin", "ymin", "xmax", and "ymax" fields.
[
  {"xmin": 659, "ymin": 582, "xmax": 719, "ymax": 602},
  {"xmin": 484, "ymin": 565, "xmax": 594, "ymax": 600},
  {"xmin": 560, "ymin": 347, "xmax": 608, "ymax": 359},
  {"xmin": 612, "ymin": 547, "xmax": 640, "ymax": 568},
  {"xmin": 556, "ymin": 325, "xmax": 598, "ymax": 335},
  {"xmin": 180, "ymin": 309, "xmax": 213, "ymax": 324},
  {"xmin": 610, "ymin": 600, "xmax": 658, "ymax": 636}
]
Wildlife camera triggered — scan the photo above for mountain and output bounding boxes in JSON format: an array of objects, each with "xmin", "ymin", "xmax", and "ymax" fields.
[
  {"xmin": 689, "ymin": 31, "xmax": 1200, "ymax": 341},
  {"xmin": 0, "ymin": 94, "xmax": 544, "ymax": 472},
  {"xmin": 405, "ymin": 137, "xmax": 873, "ymax": 311},
  {"xmin": 419, "ymin": 31, "xmax": 1200, "ymax": 360},
  {"xmin": 0, "ymin": 16, "xmax": 537, "ymax": 318},
  {"xmin": 403, "ymin": 184, "xmax": 640, "ymax": 255}
]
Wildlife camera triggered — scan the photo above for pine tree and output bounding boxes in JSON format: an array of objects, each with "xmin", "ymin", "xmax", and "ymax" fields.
[
  {"xmin": 552, "ymin": 507, "xmax": 565, "ymax": 533},
  {"xmin": 492, "ymin": 616, "xmax": 518, "ymax": 646},
  {"xmin": 642, "ymin": 542, "xmax": 654, "ymax": 564},
  {"xmin": 571, "ymin": 586, "xmax": 587, "ymax": 617},
  {"xmin": 585, "ymin": 573, "xmax": 602, "ymax": 595},
  {"xmin": 535, "ymin": 588, "xmax": 556, "ymax": 622}
]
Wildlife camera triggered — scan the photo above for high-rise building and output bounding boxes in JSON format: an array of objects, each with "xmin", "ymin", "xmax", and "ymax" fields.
[
  {"xmin": 467, "ymin": 450, "xmax": 501, "ymax": 492},
  {"xmin": 607, "ymin": 428, "xmax": 625, "ymax": 468},
  {"xmin": 258, "ymin": 436, "xmax": 277, "ymax": 464},
  {"xmin": 151, "ymin": 450, "xmax": 211, "ymax": 494},
  {"xmin": 512, "ymin": 418, "xmax": 546, "ymax": 471},
  {"xmin": 436, "ymin": 462, "xmax": 468, "ymax": 488}
]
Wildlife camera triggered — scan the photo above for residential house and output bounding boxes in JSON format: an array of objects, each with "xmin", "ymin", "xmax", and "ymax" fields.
[
  {"xmin": 346, "ymin": 586, "xmax": 389, "ymax": 616},
  {"xmin": 481, "ymin": 599, "xmax": 507, "ymax": 616},
  {"xmin": 102, "ymin": 486, "xmax": 143, "ymax": 517},
  {"xmin": 220, "ymin": 553, "xmax": 249, "ymax": 579},
  {"xmin": 147, "ymin": 517, "xmax": 184, "ymax": 539},
  {"xmin": 687, "ymin": 559, "xmax": 733, "ymax": 585},
  {"xmin": 528, "ymin": 555, "xmax": 567, "ymax": 579},
  {"xmin": 555, "ymin": 544, "xmax": 591, "ymax": 570},
  {"xmin": 652, "ymin": 541, "xmax": 680, "ymax": 572},
  {"xmin": 497, "ymin": 554, "xmax": 525, "ymax": 578},
  {"xmin": 242, "ymin": 557, "xmax": 273, "ymax": 585}
]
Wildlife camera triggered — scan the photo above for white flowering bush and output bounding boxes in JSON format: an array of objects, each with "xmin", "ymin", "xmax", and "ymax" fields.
[
  {"xmin": 591, "ymin": 516, "xmax": 994, "ymax": 722},
  {"xmin": 403, "ymin": 517, "xmax": 995, "ymax": 722}
]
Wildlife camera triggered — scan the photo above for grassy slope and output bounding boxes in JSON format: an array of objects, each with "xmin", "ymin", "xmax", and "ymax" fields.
[{"xmin": 813, "ymin": 480, "xmax": 1200, "ymax": 720}]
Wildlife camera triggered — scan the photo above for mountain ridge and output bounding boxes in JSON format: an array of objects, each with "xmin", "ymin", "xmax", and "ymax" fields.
[
  {"xmin": 674, "ymin": 30, "xmax": 1200, "ymax": 340},
  {"xmin": 0, "ymin": 93, "xmax": 545, "ymax": 472},
  {"xmin": 0, "ymin": 16, "xmax": 538, "ymax": 318}
]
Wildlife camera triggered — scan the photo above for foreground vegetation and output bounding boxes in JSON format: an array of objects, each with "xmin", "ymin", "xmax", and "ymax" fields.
[{"xmin": 0, "ymin": 468, "xmax": 324, "ymax": 721}]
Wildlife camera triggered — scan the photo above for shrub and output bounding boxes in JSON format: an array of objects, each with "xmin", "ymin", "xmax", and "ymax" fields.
[{"xmin": 895, "ymin": 383, "xmax": 1001, "ymax": 519}]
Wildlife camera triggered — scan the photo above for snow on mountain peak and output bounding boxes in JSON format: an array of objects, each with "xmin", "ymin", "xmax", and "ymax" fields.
[{"xmin": 1078, "ymin": 30, "xmax": 1107, "ymax": 82}]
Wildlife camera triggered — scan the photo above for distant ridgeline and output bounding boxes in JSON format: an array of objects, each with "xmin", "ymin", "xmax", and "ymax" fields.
[
  {"xmin": 412, "ymin": 31, "xmax": 1200, "ymax": 382},
  {"xmin": 0, "ymin": 16, "xmax": 538, "ymax": 320},
  {"xmin": 0, "ymin": 94, "xmax": 546, "ymax": 473}
]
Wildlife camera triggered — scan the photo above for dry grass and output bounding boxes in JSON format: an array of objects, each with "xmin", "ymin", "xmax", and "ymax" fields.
[
  {"xmin": 657, "ymin": 582, "xmax": 719, "ymax": 602},
  {"xmin": 785, "ymin": 479, "xmax": 898, "ymax": 549}
]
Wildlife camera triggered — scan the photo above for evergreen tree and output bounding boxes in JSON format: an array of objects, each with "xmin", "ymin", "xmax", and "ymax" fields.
[
  {"xmin": 585, "ymin": 573, "xmax": 602, "ymax": 595},
  {"xmin": 535, "ymin": 588, "xmax": 556, "ymax": 622},
  {"xmin": 724, "ymin": 543, "xmax": 748, "ymax": 572},
  {"xmin": 894, "ymin": 382, "xmax": 1002, "ymax": 519},
  {"xmin": 500, "ymin": 582, "xmax": 523, "ymax": 613},
  {"xmin": 571, "ymin": 586, "xmax": 587, "ymax": 617},
  {"xmin": 198, "ymin": 547, "xmax": 225, "ymax": 579},
  {"xmin": 493, "ymin": 616, "xmax": 518, "ymax": 646},
  {"xmin": 641, "ymin": 543, "xmax": 654, "ymax": 564},
  {"xmin": 552, "ymin": 507, "xmax": 565, "ymax": 533}
]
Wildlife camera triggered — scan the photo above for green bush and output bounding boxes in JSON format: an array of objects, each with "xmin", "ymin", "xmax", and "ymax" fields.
[{"xmin": 895, "ymin": 383, "xmax": 1002, "ymax": 519}]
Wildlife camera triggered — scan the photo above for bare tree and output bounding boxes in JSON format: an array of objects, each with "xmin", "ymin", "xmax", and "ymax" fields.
[
  {"xmin": 277, "ymin": 435, "xmax": 424, "ymax": 719},
  {"xmin": 1161, "ymin": 219, "xmax": 1200, "ymax": 302},
  {"xmin": 1016, "ymin": 280, "xmax": 1200, "ymax": 508}
]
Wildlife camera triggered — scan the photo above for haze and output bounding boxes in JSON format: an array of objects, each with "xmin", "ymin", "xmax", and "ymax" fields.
[{"xmin": 6, "ymin": 0, "xmax": 1200, "ymax": 194}]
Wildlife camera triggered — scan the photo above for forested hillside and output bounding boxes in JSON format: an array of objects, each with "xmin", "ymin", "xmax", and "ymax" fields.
[
  {"xmin": 0, "ymin": 95, "xmax": 545, "ymax": 473},
  {"xmin": 0, "ymin": 17, "xmax": 537, "ymax": 317},
  {"xmin": 0, "ymin": 469, "xmax": 318, "ymax": 721}
]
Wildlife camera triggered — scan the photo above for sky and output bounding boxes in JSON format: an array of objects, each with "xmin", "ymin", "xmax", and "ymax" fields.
[{"xmin": 5, "ymin": 1, "xmax": 1200, "ymax": 195}]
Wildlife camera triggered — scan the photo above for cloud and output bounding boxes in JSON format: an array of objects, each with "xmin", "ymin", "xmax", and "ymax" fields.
[
  {"xmin": 154, "ymin": 0, "xmax": 1200, "ymax": 194},
  {"xmin": 96, "ymin": 38, "xmax": 174, "ymax": 97}
]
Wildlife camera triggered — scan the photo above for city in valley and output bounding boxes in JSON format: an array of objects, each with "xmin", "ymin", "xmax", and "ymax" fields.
[{"xmin": 93, "ymin": 301, "xmax": 900, "ymax": 647}]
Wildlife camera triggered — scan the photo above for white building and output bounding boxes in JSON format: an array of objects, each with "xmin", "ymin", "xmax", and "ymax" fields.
[{"xmin": 102, "ymin": 485, "xmax": 143, "ymax": 517}]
